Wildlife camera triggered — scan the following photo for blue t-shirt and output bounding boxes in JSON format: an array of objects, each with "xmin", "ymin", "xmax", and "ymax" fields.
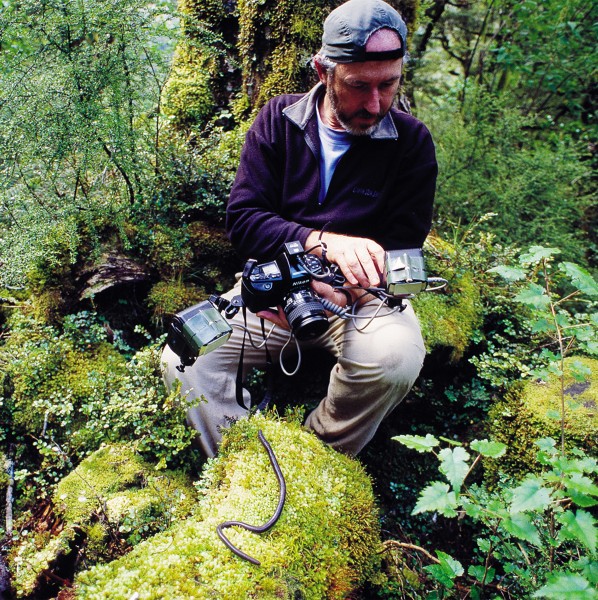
[{"xmin": 316, "ymin": 107, "xmax": 353, "ymax": 204}]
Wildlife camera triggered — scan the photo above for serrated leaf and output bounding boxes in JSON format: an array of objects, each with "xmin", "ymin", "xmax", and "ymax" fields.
[
  {"xmin": 468, "ymin": 564, "xmax": 496, "ymax": 584},
  {"xmin": 392, "ymin": 433, "xmax": 439, "ymax": 452},
  {"xmin": 487, "ymin": 265, "xmax": 527, "ymax": 282},
  {"xmin": 557, "ymin": 510, "xmax": 597, "ymax": 553},
  {"xmin": 532, "ymin": 572, "xmax": 598, "ymax": 599},
  {"xmin": 471, "ymin": 439, "xmax": 507, "ymax": 458},
  {"xmin": 566, "ymin": 473, "xmax": 598, "ymax": 498},
  {"xmin": 501, "ymin": 513, "xmax": 543, "ymax": 546},
  {"xmin": 510, "ymin": 478, "xmax": 552, "ymax": 513},
  {"xmin": 412, "ymin": 481, "xmax": 459, "ymax": 517},
  {"xmin": 535, "ymin": 438, "xmax": 558, "ymax": 453},
  {"xmin": 514, "ymin": 283, "xmax": 552, "ymax": 309},
  {"xmin": 425, "ymin": 551, "xmax": 464, "ymax": 588},
  {"xmin": 439, "ymin": 447, "xmax": 470, "ymax": 491},
  {"xmin": 519, "ymin": 246, "xmax": 560, "ymax": 264},
  {"xmin": 532, "ymin": 317, "xmax": 556, "ymax": 333},
  {"xmin": 559, "ymin": 262, "xmax": 598, "ymax": 296}
]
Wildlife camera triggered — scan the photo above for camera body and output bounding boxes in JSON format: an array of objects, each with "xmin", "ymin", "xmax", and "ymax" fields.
[{"xmin": 241, "ymin": 241, "xmax": 329, "ymax": 340}]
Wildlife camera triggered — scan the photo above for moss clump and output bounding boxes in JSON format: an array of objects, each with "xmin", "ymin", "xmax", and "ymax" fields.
[
  {"xmin": 8, "ymin": 445, "xmax": 198, "ymax": 598},
  {"xmin": 74, "ymin": 414, "xmax": 381, "ymax": 599},
  {"xmin": 412, "ymin": 236, "xmax": 483, "ymax": 361},
  {"xmin": 486, "ymin": 356, "xmax": 597, "ymax": 483},
  {"xmin": 55, "ymin": 444, "xmax": 197, "ymax": 527},
  {"xmin": 10, "ymin": 527, "xmax": 78, "ymax": 599},
  {"xmin": 162, "ymin": 48, "xmax": 218, "ymax": 129},
  {"xmin": 146, "ymin": 280, "xmax": 206, "ymax": 327}
]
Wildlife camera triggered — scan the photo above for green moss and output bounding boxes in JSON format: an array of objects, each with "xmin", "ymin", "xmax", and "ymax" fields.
[
  {"xmin": 486, "ymin": 356, "xmax": 597, "ymax": 482},
  {"xmin": 162, "ymin": 48, "xmax": 217, "ymax": 129},
  {"xmin": 8, "ymin": 445, "xmax": 198, "ymax": 598},
  {"xmin": 412, "ymin": 236, "xmax": 483, "ymax": 361},
  {"xmin": 55, "ymin": 443, "xmax": 197, "ymax": 527},
  {"xmin": 10, "ymin": 527, "xmax": 77, "ymax": 598},
  {"xmin": 147, "ymin": 280, "xmax": 206, "ymax": 326},
  {"xmin": 74, "ymin": 414, "xmax": 381, "ymax": 599}
]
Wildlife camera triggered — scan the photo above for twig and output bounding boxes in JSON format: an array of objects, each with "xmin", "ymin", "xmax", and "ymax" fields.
[
  {"xmin": 381, "ymin": 539, "xmax": 440, "ymax": 564},
  {"xmin": 5, "ymin": 445, "xmax": 15, "ymax": 539}
]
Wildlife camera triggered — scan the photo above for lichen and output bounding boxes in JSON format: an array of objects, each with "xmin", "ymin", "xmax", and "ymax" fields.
[{"xmin": 74, "ymin": 414, "xmax": 381, "ymax": 599}]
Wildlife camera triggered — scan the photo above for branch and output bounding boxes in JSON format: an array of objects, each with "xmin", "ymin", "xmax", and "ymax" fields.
[{"xmin": 381, "ymin": 539, "xmax": 440, "ymax": 564}]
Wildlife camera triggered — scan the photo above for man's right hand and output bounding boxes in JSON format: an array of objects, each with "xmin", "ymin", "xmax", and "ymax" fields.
[{"xmin": 305, "ymin": 231, "xmax": 385, "ymax": 288}]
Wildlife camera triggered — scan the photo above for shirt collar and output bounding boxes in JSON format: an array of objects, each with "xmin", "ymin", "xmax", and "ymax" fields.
[{"xmin": 283, "ymin": 83, "xmax": 399, "ymax": 140}]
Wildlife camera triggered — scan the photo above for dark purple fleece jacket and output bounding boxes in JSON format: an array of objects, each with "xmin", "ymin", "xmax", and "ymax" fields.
[{"xmin": 226, "ymin": 83, "xmax": 437, "ymax": 261}]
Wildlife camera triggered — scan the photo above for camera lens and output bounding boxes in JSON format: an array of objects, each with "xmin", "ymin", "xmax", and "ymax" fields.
[{"xmin": 283, "ymin": 290, "xmax": 329, "ymax": 340}]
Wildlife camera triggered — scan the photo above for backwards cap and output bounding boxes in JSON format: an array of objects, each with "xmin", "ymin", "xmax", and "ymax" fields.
[{"xmin": 319, "ymin": 0, "xmax": 407, "ymax": 63}]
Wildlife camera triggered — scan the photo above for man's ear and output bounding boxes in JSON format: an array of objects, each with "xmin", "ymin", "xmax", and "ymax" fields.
[{"xmin": 313, "ymin": 56, "xmax": 329, "ymax": 86}]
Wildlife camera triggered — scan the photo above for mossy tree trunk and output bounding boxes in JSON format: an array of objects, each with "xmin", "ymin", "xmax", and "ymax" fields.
[{"xmin": 165, "ymin": 0, "xmax": 421, "ymax": 130}]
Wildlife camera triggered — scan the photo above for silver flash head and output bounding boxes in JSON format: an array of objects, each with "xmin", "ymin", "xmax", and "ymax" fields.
[
  {"xmin": 384, "ymin": 248, "xmax": 429, "ymax": 297},
  {"xmin": 167, "ymin": 299, "xmax": 233, "ymax": 371}
]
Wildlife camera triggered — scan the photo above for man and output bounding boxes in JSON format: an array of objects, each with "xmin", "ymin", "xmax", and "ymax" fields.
[{"xmin": 161, "ymin": 0, "xmax": 437, "ymax": 458}]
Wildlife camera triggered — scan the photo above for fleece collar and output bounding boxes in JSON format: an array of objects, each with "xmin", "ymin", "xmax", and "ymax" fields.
[{"xmin": 282, "ymin": 82, "xmax": 399, "ymax": 140}]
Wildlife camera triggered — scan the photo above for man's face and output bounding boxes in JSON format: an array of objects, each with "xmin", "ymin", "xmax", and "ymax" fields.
[{"xmin": 324, "ymin": 59, "xmax": 403, "ymax": 135}]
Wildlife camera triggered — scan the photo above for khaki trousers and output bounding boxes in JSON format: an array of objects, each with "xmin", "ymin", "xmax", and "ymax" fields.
[{"xmin": 161, "ymin": 281, "xmax": 425, "ymax": 458}]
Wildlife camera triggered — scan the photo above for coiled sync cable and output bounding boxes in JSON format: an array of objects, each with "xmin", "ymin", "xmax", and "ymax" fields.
[{"xmin": 216, "ymin": 430, "xmax": 286, "ymax": 565}]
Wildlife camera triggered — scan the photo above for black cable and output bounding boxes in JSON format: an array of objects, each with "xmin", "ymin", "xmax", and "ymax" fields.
[{"xmin": 216, "ymin": 430, "xmax": 287, "ymax": 565}]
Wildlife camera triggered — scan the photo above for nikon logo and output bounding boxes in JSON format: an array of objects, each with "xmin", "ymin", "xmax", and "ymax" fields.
[{"xmin": 353, "ymin": 187, "xmax": 379, "ymax": 199}]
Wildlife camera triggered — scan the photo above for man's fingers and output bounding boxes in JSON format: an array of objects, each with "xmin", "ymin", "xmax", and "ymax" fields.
[{"xmin": 256, "ymin": 307, "xmax": 290, "ymax": 330}]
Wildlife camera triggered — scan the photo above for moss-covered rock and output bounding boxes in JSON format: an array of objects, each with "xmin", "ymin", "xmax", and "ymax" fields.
[
  {"xmin": 8, "ymin": 444, "xmax": 197, "ymax": 598},
  {"xmin": 485, "ymin": 356, "xmax": 597, "ymax": 483},
  {"xmin": 74, "ymin": 414, "xmax": 381, "ymax": 599}
]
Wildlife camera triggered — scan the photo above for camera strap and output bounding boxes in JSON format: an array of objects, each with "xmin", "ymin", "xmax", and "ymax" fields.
[
  {"xmin": 234, "ymin": 309, "xmax": 276, "ymax": 412},
  {"xmin": 235, "ymin": 306, "xmax": 249, "ymax": 410}
]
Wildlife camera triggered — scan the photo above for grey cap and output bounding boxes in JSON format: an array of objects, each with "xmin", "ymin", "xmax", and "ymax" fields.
[{"xmin": 320, "ymin": 0, "xmax": 407, "ymax": 63}]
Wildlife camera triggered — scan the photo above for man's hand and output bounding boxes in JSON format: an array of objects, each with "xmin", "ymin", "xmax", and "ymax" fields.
[
  {"xmin": 306, "ymin": 231, "xmax": 385, "ymax": 287},
  {"xmin": 256, "ymin": 306, "xmax": 290, "ymax": 330}
]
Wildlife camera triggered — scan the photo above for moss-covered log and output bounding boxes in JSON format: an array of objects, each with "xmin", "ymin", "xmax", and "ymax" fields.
[
  {"xmin": 7, "ymin": 445, "xmax": 198, "ymax": 599},
  {"xmin": 74, "ymin": 414, "xmax": 381, "ymax": 599}
]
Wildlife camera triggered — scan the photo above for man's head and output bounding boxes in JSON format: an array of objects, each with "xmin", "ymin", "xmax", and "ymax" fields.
[
  {"xmin": 314, "ymin": 0, "xmax": 407, "ymax": 135},
  {"xmin": 319, "ymin": 0, "xmax": 407, "ymax": 64}
]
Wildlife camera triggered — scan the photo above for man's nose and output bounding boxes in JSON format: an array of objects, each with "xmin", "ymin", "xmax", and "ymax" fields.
[{"xmin": 364, "ymin": 89, "xmax": 381, "ymax": 114}]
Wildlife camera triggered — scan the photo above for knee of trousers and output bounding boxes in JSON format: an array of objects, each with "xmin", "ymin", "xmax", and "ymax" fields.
[{"xmin": 343, "ymin": 325, "xmax": 426, "ymax": 390}]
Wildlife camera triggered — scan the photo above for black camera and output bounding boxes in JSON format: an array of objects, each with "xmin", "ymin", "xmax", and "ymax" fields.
[{"xmin": 241, "ymin": 241, "xmax": 329, "ymax": 341}]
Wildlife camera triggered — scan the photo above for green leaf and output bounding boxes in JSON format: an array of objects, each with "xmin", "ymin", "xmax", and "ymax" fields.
[
  {"xmin": 532, "ymin": 317, "xmax": 556, "ymax": 333},
  {"xmin": 501, "ymin": 513, "xmax": 543, "ymax": 547},
  {"xmin": 468, "ymin": 564, "xmax": 496, "ymax": 584},
  {"xmin": 424, "ymin": 551, "xmax": 464, "ymax": 589},
  {"xmin": 487, "ymin": 265, "xmax": 527, "ymax": 282},
  {"xmin": 567, "ymin": 473, "xmax": 598, "ymax": 497},
  {"xmin": 470, "ymin": 439, "xmax": 507, "ymax": 458},
  {"xmin": 412, "ymin": 481, "xmax": 459, "ymax": 517},
  {"xmin": 392, "ymin": 433, "xmax": 439, "ymax": 453},
  {"xmin": 532, "ymin": 573, "xmax": 598, "ymax": 599},
  {"xmin": 439, "ymin": 447, "xmax": 470, "ymax": 491},
  {"xmin": 557, "ymin": 510, "xmax": 597, "ymax": 553},
  {"xmin": 510, "ymin": 478, "xmax": 552, "ymax": 513},
  {"xmin": 559, "ymin": 262, "xmax": 598, "ymax": 296},
  {"xmin": 515, "ymin": 283, "xmax": 552, "ymax": 309},
  {"xmin": 519, "ymin": 246, "xmax": 560, "ymax": 264}
]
